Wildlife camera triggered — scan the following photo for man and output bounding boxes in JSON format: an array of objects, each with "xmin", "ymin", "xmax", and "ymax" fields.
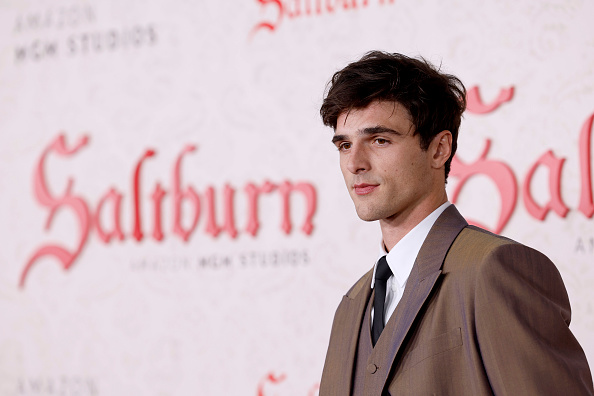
[{"xmin": 319, "ymin": 51, "xmax": 594, "ymax": 395}]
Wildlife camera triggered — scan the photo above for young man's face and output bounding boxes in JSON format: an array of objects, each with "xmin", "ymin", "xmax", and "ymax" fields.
[{"xmin": 332, "ymin": 101, "xmax": 437, "ymax": 223}]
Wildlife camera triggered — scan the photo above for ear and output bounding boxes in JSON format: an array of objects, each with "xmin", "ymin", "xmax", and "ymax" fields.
[{"xmin": 429, "ymin": 130, "xmax": 452, "ymax": 169}]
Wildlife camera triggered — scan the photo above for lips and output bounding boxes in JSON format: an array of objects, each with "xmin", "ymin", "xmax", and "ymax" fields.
[{"xmin": 353, "ymin": 183, "xmax": 379, "ymax": 195}]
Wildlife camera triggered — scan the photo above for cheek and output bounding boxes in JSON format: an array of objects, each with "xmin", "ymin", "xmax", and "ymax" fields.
[
  {"xmin": 339, "ymin": 160, "xmax": 351, "ymax": 181},
  {"xmin": 380, "ymin": 157, "xmax": 406, "ymax": 178}
]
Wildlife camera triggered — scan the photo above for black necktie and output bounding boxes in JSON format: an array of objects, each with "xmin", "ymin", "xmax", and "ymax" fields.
[{"xmin": 372, "ymin": 255, "xmax": 393, "ymax": 346}]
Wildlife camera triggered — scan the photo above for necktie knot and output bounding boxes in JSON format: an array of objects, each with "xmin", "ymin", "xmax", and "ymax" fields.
[{"xmin": 375, "ymin": 256, "xmax": 392, "ymax": 281}]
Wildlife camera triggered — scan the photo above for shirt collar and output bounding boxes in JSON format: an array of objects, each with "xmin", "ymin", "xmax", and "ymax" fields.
[{"xmin": 371, "ymin": 202, "xmax": 451, "ymax": 289}]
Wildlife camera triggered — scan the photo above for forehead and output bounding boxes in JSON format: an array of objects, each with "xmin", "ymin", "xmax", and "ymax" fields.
[{"xmin": 336, "ymin": 101, "xmax": 414, "ymax": 135}]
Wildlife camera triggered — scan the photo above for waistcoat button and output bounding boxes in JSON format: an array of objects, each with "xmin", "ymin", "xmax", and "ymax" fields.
[{"xmin": 366, "ymin": 363, "xmax": 378, "ymax": 374}]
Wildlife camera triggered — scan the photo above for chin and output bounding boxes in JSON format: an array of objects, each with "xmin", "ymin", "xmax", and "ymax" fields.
[
  {"xmin": 357, "ymin": 215, "xmax": 377, "ymax": 222},
  {"xmin": 354, "ymin": 207, "xmax": 382, "ymax": 222}
]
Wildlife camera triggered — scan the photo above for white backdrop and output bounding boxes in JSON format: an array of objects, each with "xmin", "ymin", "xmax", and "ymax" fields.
[{"xmin": 1, "ymin": 1, "xmax": 593, "ymax": 395}]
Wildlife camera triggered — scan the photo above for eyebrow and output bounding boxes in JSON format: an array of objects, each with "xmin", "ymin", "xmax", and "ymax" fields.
[{"xmin": 331, "ymin": 126, "xmax": 403, "ymax": 144}]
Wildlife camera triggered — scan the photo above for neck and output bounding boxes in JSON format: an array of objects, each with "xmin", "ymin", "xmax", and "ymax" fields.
[{"xmin": 379, "ymin": 192, "xmax": 447, "ymax": 251}]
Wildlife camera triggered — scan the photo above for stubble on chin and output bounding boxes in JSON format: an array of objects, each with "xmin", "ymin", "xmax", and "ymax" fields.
[{"xmin": 353, "ymin": 202, "xmax": 382, "ymax": 222}]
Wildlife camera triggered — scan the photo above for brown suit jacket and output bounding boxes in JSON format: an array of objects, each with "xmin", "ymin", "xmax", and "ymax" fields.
[{"xmin": 320, "ymin": 205, "xmax": 594, "ymax": 395}]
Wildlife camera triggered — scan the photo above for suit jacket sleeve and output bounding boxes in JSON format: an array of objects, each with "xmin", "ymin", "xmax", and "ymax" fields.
[{"xmin": 474, "ymin": 242, "xmax": 594, "ymax": 395}]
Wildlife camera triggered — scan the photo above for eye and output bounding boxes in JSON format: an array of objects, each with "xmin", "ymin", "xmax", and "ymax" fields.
[
  {"xmin": 337, "ymin": 142, "xmax": 351, "ymax": 151},
  {"xmin": 375, "ymin": 137, "xmax": 389, "ymax": 145}
]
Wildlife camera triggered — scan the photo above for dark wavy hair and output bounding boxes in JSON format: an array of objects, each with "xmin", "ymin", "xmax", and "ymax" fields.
[{"xmin": 320, "ymin": 51, "xmax": 466, "ymax": 181}]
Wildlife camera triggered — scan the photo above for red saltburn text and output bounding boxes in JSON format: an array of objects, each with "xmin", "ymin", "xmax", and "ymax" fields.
[
  {"xmin": 251, "ymin": 0, "xmax": 396, "ymax": 36},
  {"xmin": 452, "ymin": 87, "xmax": 594, "ymax": 233},
  {"xmin": 20, "ymin": 138, "xmax": 317, "ymax": 287}
]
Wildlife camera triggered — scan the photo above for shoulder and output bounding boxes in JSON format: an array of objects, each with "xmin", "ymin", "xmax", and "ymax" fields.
[
  {"xmin": 454, "ymin": 225, "xmax": 521, "ymax": 252},
  {"xmin": 450, "ymin": 225, "xmax": 553, "ymax": 266},
  {"xmin": 447, "ymin": 225, "xmax": 569, "ymax": 314},
  {"xmin": 445, "ymin": 225, "xmax": 565, "ymax": 292}
]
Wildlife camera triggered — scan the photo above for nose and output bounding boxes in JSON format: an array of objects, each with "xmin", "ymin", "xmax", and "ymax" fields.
[{"xmin": 346, "ymin": 144, "xmax": 370, "ymax": 174}]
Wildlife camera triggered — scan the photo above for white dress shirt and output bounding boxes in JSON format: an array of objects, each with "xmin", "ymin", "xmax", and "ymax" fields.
[{"xmin": 371, "ymin": 201, "xmax": 451, "ymax": 326}]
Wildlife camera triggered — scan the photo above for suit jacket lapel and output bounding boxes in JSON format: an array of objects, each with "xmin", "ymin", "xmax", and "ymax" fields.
[{"xmin": 368, "ymin": 205, "xmax": 468, "ymax": 393}]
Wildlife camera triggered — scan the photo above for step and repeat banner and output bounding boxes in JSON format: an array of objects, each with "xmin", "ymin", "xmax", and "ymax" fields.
[{"xmin": 1, "ymin": 1, "xmax": 593, "ymax": 395}]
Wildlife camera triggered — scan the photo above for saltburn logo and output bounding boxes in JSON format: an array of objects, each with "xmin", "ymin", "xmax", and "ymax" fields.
[{"xmin": 20, "ymin": 136, "xmax": 317, "ymax": 288}]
